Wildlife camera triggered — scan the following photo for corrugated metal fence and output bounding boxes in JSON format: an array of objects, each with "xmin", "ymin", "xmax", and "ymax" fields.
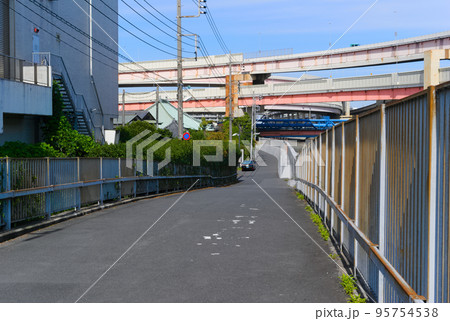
[
  {"xmin": 290, "ymin": 82, "xmax": 450, "ymax": 303},
  {"xmin": 0, "ymin": 158, "xmax": 236, "ymax": 231}
]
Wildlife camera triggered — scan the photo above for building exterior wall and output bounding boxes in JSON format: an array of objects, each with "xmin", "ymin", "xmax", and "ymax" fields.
[
  {"xmin": 1, "ymin": 0, "xmax": 118, "ymax": 142},
  {"xmin": 0, "ymin": 113, "xmax": 40, "ymax": 144}
]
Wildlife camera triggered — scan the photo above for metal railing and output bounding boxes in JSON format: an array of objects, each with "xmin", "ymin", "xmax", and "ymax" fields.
[
  {"xmin": 283, "ymin": 81, "xmax": 450, "ymax": 303},
  {"xmin": 0, "ymin": 52, "xmax": 51, "ymax": 87},
  {"xmin": 48, "ymin": 54, "xmax": 95, "ymax": 136},
  {"xmin": 0, "ymin": 158, "xmax": 237, "ymax": 231}
]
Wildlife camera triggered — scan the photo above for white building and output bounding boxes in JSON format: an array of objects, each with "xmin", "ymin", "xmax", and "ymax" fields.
[{"xmin": 0, "ymin": 0, "xmax": 118, "ymax": 144}]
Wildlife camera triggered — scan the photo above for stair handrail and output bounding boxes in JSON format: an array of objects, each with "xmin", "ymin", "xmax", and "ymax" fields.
[
  {"xmin": 90, "ymin": 75, "xmax": 106, "ymax": 144},
  {"xmin": 50, "ymin": 54, "xmax": 95, "ymax": 136}
]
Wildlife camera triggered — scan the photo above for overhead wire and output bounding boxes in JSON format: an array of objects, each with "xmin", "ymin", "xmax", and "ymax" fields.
[
  {"xmin": 121, "ymin": 0, "xmax": 196, "ymax": 48},
  {"xmin": 190, "ymin": 0, "xmax": 236, "ymax": 63},
  {"xmin": 66, "ymin": 0, "xmax": 178, "ymax": 57},
  {"xmin": 95, "ymin": 0, "xmax": 187, "ymax": 53},
  {"xmin": 17, "ymin": 0, "xmax": 132, "ymax": 63},
  {"xmin": 23, "ymin": 0, "xmax": 185, "ymax": 100},
  {"xmin": 132, "ymin": 0, "xmax": 195, "ymax": 41}
]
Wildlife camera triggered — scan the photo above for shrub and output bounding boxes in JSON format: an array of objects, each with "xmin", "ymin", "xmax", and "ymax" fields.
[
  {"xmin": 87, "ymin": 143, "xmax": 126, "ymax": 158},
  {"xmin": 117, "ymin": 121, "xmax": 172, "ymax": 143},
  {"xmin": 47, "ymin": 117, "xmax": 96, "ymax": 157},
  {"xmin": 0, "ymin": 141, "xmax": 64, "ymax": 158}
]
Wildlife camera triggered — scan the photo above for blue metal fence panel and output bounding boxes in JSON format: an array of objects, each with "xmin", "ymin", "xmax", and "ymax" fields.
[
  {"xmin": 435, "ymin": 83, "xmax": 450, "ymax": 302},
  {"xmin": 0, "ymin": 159, "xmax": 6, "ymax": 227},
  {"xmin": 79, "ymin": 158, "xmax": 100, "ymax": 206},
  {"xmin": 102, "ymin": 158, "xmax": 120, "ymax": 202},
  {"xmin": 48, "ymin": 158, "xmax": 78, "ymax": 214},
  {"xmin": 385, "ymin": 92, "xmax": 429, "ymax": 300}
]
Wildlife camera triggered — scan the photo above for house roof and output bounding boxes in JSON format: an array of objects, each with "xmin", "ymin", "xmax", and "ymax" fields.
[{"xmin": 145, "ymin": 100, "xmax": 201, "ymax": 130}]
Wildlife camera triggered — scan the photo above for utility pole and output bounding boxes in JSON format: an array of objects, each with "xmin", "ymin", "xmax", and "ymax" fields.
[
  {"xmin": 177, "ymin": 0, "xmax": 183, "ymax": 139},
  {"xmin": 228, "ymin": 56, "xmax": 233, "ymax": 142},
  {"xmin": 250, "ymin": 95, "xmax": 255, "ymax": 161},
  {"xmin": 177, "ymin": 1, "xmax": 206, "ymax": 139},
  {"xmin": 156, "ymin": 86, "xmax": 160, "ymax": 129},
  {"xmin": 122, "ymin": 89, "xmax": 125, "ymax": 126}
]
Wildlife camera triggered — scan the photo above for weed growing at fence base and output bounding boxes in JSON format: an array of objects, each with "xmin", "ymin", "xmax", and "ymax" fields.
[
  {"xmin": 339, "ymin": 274, "xmax": 367, "ymax": 303},
  {"xmin": 296, "ymin": 192, "xmax": 304, "ymax": 200},
  {"xmin": 305, "ymin": 205, "xmax": 329, "ymax": 241},
  {"xmin": 329, "ymin": 253, "xmax": 338, "ymax": 260},
  {"xmin": 349, "ymin": 294, "xmax": 366, "ymax": 303}
]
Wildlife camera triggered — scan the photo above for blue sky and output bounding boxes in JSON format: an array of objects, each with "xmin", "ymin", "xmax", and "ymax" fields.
[
  {"xmin": 118, "ymin": 0, "xmax": 450, "ymax": 102},
  {"xmin": 119, "ymin": 0, "xmax": 450, "ymax": 60}
]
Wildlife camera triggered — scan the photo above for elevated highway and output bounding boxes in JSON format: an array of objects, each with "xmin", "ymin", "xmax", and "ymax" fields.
[
  {"xmin": 118, "ymin": 31, "xmax": 450, "ymax": 87},
  {"xmin": 120, "ymin": 68, "xmax": 450, "ymax": 113}
]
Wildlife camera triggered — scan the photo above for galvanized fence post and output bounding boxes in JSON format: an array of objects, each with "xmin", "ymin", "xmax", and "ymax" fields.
[
  {"xmin": 331, "ymin": 126, "xmax": 336, "ymax": 235},
  {"xmin": 133, "ymin": 159, "xmax": 137, "ymax": 198},
  {"xmin": 340, "ymin": 124, "xmax": 345, "ymax": 251},
  {"xmin": 5, "ymin": 157, "xmax": 11, "ymax": 231},
  {"xmin": 118, "ymin": 158, "xmax": 122, "ymax": 201},
  {"xmin": 427, "ymin": 87, "xmax": 438, "ymax": 303},
  {"xmin": 354, "ymin": 116, "xmax": 361, "ymax": 279},
  {"xmin": 318, "ymin": 134, "xmax": 323, "ymax": 215},
  {"xmin": 76, "ymin": 157, "xmax": 81, "ymax": 210},
  {"xmin": 310, "ymin": 141, "xmax": 313, "ymax": 200},
  {"xmin": 378, "ymin": 107, "xmax": 387, "ymax": 303},
  {"xmin": 314, "ymin": 138, "xmax": 319, "ymax": 211},
  {"xmin": 99, "ymin": 157, "xmax": 104, "ymax": 206},
  {"xmin": 325, "ymin": 131, "xmax": 329, "ymax": 227},
  {"xmin": 45, "ymin": 157, "xmax": 51, "ymax": 220}
]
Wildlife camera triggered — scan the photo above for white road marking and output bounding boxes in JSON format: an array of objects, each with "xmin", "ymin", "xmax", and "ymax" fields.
[
  {"xmin": 75, "ymin": 179, "xmax": 199, "ymax": 303},
  {"xmin": 252, "ymin": 179, "xmax": 347, "ymax": 274}
]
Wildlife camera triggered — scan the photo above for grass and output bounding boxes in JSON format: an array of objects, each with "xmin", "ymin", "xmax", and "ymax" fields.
[
  {"xmin": 348, "ymin": 294, "xmax": 367, "ymax": 303},
  {"xmin": 296, "ymin": 192, "xmax": 305, "ymax": 200},
  {"xmin": 305, "ymin": 205, "xmax": 329, "ymax": 241},
  {"xmin": 329, "ymin": 253, "xmax": 338, "ymax": 260},
  {"xmin": 339, "ymin": 274, "xmax": 367, "ymax": 303}
]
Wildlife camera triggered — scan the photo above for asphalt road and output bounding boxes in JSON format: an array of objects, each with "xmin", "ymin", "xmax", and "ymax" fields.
[{"xmin": 0, "ymin": 152, "xmax": 347, "ymax": 303}]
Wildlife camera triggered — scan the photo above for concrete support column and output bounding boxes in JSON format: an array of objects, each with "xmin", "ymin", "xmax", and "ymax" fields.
[
  {"xmin": 342, "ymin": 101, "xmax": 351, "ymax": 117},
  {"xmin": 424, "ymin": 49, "xmax": 450, "ymax": 88}
]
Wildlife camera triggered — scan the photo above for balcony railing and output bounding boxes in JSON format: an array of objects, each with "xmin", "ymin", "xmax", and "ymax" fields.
[{"xmin": 0, "ymin": 53, "xmax": 51, "ymax": 87}]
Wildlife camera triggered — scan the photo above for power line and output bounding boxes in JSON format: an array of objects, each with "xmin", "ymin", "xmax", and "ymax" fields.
[
  {"xmin": 6, "ymin": 2, "xmax": 119, "ymax": 71},
  {"xmin": 121, "ymin": 0, "xmax": 195, "ymax": 48},
  {"xmin": 190, "ymin": 0, "xmax": 235, "ymax": 62},
  {"xmin": 141, "ymin": 0, "xmax": 195, "ymax": 34},
  {"xmin": 25, "ymin": 0, "xmax": 131, "ymax": 61},
  {"xmin": 20, "ymin": 0, "xmax": 181, "ymax": 90},
  {"xmin": 132, "ymin": 0, "xmax": 195, "ymax": 42},
  {"xmin": 205, "ymin": 11, "xmax": 229, "ymax": 55},
  {"xmin": 95, "ymin": 0, "xmax": 185, "ymax": 52},
  {"xmin": 17, "ymin": 0, "xmax": 131, "ymax": 63},
  {"xmin": 67, "ymin": 0, "xmax": 177, "ymax": 57}
]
